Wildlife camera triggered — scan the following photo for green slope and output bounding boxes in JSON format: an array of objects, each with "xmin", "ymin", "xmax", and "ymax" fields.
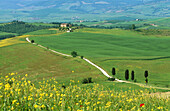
[{"xmin": 29, "ymin": 28, "xmax": 170, "ymax": 88}]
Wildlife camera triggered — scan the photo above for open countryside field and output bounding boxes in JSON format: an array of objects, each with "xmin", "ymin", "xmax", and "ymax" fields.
[
  {"xmin": 0, "ymin": 28, "xmax": 169, "ymax": 110},
  {"xmin": 29, "ymin": 28, "xmax": 170, "ymax": 88},
  {"xmin": 0, "ymin": 33, "xmax": 163, "ymax": 92},
  {"xmin": 0, "ymin": 43, "xmax": 104, "ymax": 85}
]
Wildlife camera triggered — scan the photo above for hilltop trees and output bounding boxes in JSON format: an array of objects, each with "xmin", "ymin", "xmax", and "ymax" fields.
[{"xmin": 0, "ymin": 21, "xmax": 52, "ymax": 35}]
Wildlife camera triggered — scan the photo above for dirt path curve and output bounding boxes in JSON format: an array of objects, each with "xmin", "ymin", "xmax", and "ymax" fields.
[{"xmin": 26, "ymin": 37, "xmax": 170, "ymax": 92}]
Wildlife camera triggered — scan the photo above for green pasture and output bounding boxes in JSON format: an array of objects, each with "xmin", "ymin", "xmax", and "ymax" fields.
[
  {"xmin": 0, "ymin": 43, "xmax": 104, "ymax": 84},
  {"xmin": 29, "ymin": 28, "xmax": 170, "ymax": 88},
  {"xmin": 0, "ymin": 42, "xmax": 163, "ymax": 92},
  {"xmin": 25, "ymin": 29, "xmax": 58, "ymax": 35},
  {"xmin": 0, "ymin": 31, "xmax": 16, "ymax": 35}
]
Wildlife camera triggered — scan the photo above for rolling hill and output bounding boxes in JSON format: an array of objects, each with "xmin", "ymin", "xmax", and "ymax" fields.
[{"xmin": 0, "ymin": 0, "xmax": 169, "ymax": 22}]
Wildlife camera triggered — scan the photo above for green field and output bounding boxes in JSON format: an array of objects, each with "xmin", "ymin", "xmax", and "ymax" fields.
[
  {"xmin": 0, "ymin": 31, "xmax": 16, "ymax": 35},
  {"xmin": 0, "ymin": 38, "xmax": 164, "ymax": 92},
  {"xmin": 74, "ymin": 17, "xmax": 170, "ymax": 30},
  {"xmin": 26, "ymin": 29, "xmax": 58, "ymax": 35},
  {"xmin": 0, "ymin": 26, "xmax": 169, "ymax": 110},
  {"xmin": 29, "ymin": 28, "xmax": 170, "ymax": 88},
  {"xmin": 0, "ymin": 43, "xmax": 104, "ymax": 84}
]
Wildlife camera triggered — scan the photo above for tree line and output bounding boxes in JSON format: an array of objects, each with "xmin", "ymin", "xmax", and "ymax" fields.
[
  {"xmin": 0, "ymin": 21, "xmax": 54, "ymax": 35},
  {"xmin": 0, "ymin": 34, "xmax": 16, "ymax": 40},
  {"xmin": 111, "ymin": 67, "xmax": 149, "ymax": 84}
]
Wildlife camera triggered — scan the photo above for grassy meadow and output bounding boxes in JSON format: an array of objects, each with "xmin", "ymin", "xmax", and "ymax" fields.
[
  {"xmin": 29, "ymin": 28, "xmax": 170, "ymax": 88},
  {"xmin": 0, "ymin": 26, "xmax": 170, "ymax": 110}
]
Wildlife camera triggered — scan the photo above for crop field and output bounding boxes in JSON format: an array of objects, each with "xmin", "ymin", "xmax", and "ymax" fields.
[{"xmin": 29, "ymin": 28, "xmax": 170, "ymax": 88}]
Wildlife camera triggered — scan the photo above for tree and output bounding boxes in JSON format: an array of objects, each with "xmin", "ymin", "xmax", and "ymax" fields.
[
  {"xmin": 144, "ymin": 70, "xmax": 148, "ymax": 78},
  {"xmin": 71, "ymin": 51, "xmax": 78, "ymax": 57},
  {"xmin": 131, "ymin": 24, "xmax": 136, "ymax": 30},
  {"xmin": 112, "ymin": 67, "xmax": 116, "ymax": 76},
  {"xmin": 125, "ymin": 69, "xmax": 129, "ymax": 80},
  {"xmin": 31, "ymin": 40, "xmax": 34, "ymax": 43},
  {"xmin": 145, "ymin": 78, "xmax": 148, "ymax": 85},
  {"xmin": 131, "ymin": 70, "xmax": 134, "ymax": 80}
]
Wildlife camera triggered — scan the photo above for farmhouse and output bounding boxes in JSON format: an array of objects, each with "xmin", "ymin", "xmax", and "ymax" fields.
[{"xmin": 60, "ymin": 23, "xmax": 71, "ymax": 27}]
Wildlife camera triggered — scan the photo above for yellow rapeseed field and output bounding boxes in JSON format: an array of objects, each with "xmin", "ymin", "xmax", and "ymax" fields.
[
  {"xmin": 0, "ymin": 35, "xmax": 30, "ymax": 48},
  {"xmin": 0, "ymin": 73, "xmax": 169, "ymax": 111}
]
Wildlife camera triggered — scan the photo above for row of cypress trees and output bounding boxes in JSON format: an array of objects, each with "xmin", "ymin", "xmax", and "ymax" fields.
[{"xmin": 112, "ymin": 67, "xmax": 149, "ymax": 82}]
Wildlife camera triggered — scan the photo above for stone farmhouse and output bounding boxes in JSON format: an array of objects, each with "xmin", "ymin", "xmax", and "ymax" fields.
[{"xmin": 60, "ymin": 23, "xmax": 72, "ymax": 27}]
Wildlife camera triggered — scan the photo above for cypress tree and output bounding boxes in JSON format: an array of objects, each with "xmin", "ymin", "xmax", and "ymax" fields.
[
  {"xmin": 125, "ymin": 69, "xmax": 129, "ymax": 80},
  {"xmin": 144, "ymin": 70, "xmax": 148, "ymax": 78},
  {"xmin": 112, "ymin": 67, "xmax": 116, "ymax": 76},
  {"xmin": 131, "ymin": 70, "xmax": 134, "ymax": 80}
]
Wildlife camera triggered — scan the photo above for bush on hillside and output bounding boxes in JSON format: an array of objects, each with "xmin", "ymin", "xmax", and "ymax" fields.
[
  {"xmin": 134, "ymin": 79, "xmax": 137, "ymax": 82},
  {"xmin": 108, "ymin": 77, "xmax": 115, "ymax": 81},
  {"xmin": 31, "ymin": 40, "xmax": 34, "ymax": 43},
  {"xmin": 71, "ymin": 51, "xmax": 78, "ymax": 57},
  {"xmin": 82, "ymin": 77, "xmax": 93, "ymax": 84},
  {"xmin": 81, "ymin": 56, "xmax": 84, "ymax": 59}
]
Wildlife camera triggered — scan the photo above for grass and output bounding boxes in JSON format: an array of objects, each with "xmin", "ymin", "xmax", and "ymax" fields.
[
  {"xmin": 0, "ymin": 26, "xmax": 169, "ymax": 110},
  {"xmin": 29, "ymin": 28, "xmax": 170, "ymax": 88},
  {"xmin": 0, "ymin": 31, "xmax": 16, "ymax": 36},
  {"xmin": 0, "ymin": 36, "xmax": 164, "ymax": 92},
  {"xmin": 25, "ymin": 29, "xmax": 58, "ymax": 35},
  {"xmin": 0, "ymin": 43, "xmax": 104, "ymax": 85}
]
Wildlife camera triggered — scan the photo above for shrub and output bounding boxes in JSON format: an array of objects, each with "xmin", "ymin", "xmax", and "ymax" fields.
[
  {"xmin": 81, "ymin": 56, "xmax": 84, "ymax": 59},
  {"xmin": 125, "ymin": 69, "xmax": 129, "ymax": 80},
  {"xmin": 71, "ymin": 51, "xmax": 78, "ymax": 57},
  {"xmin": 82, "ymin": 78, "xmax": 88, "ymax": 84},
  {"xmin": 134, "ymin": 79, "xmax": 137, "ymax": 82},
  {"xmin": 144, "ymin": 70, "xmax": 148, "ymax": 78},
  {"xmin": 82, "ymin": 77, "xmax": 93, "ymax": 84},
  {"xmin": 131, "ymin": 70, "xmax": 134, "ymax": 80},
  {"xmin": 88, "ymin": 77, "xmax": 92, "ymax": 83},
  {"xmin": 112, "ymin": 67, "xmax": 116, "ymax": 76},
  {"xmin": 62, "ymin": 85, "xmax": 66, "ymax": 89},
  {"xmin": 108, "ymin": 77, "xmax": 115, "ymax": 81},
  {"xmin": 31, "ymin": 40, "xmax": 34, "ymax": 43}
]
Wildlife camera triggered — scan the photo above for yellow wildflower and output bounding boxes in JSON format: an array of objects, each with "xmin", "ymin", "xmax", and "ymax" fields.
[{"xmin": 34, "ymin": 104, "xmax": 39, "ymax": 108}]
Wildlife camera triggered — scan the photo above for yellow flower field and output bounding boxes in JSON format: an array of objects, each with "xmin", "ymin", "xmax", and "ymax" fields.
[
  {"xmin": 0, "ymin": 73, "xmax": 169, "ymax": 111},
  {"xmin": 0, "ymin": 35, "xmax": 29, "ymax": 48}
]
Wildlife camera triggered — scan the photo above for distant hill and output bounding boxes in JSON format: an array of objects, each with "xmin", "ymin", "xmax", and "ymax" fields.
[{"xmin": 0, "ymin": 0, "xmax": 169, "ymax": 22}]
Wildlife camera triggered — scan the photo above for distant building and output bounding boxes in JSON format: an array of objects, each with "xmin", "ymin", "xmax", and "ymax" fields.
[
  {"xmin": 150, "ymin": 24, "xmax": 158, "ymax": 27},
  {"xmin": 60, "ymin": 23, "xmax": 71, "ymax": 27}
]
